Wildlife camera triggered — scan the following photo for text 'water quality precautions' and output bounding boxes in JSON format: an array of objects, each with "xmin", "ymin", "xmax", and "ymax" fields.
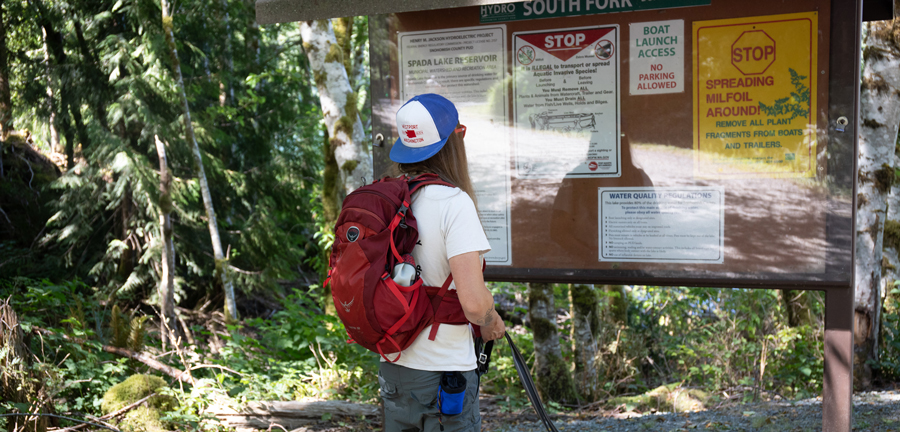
[
  {"xmin": 513, "ymin": 25, "xmax": 621, "ymax": 179},
  {"xmin": 693, "ymin": 12, "xmax": 818, "ymax": 179},
  {"xmin": 599, "ymin": 187, "xmax": 725, "ymax": 263}
]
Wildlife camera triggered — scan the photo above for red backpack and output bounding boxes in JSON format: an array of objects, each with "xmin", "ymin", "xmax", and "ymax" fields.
[{"xmin": 326, "ymin": 174, "xmax": 473, "ymax": 362}]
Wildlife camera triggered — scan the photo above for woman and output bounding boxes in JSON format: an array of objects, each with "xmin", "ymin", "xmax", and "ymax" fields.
[{"xmin": 379, "ymin": 93, "xmax": 506, "ymax": 431}]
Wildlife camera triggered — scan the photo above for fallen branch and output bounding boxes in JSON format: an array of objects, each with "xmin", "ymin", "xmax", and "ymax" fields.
[
  {"xmin": 32, "ymin": 327, "xmax": 194, "ymax": 385},
  {"xmin": 207, "ymin": 400, "xmax": 378, "ymax": 430}
]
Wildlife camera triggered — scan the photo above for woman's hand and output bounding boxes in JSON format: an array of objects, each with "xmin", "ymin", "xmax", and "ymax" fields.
[{"xmin": 479, "ymin": 309, "xmax": 506, "ymax": 341}]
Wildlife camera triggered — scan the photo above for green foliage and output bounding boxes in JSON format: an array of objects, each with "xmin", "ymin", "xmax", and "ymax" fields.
[
  {"xmin": 758, "ymin": 68, "xmax": 811, "ymax": 121},
  {"xmin": 0, "ymin": 278, "xmax": 131, "ymax": 418},
  {"xmin": 876, "ymin": 283, "xmax": 900, "ymax": 381},
  {"xmin": 630, "ymin": 286, "xmax": 824, "ymax": 400},
  {"xmin": 5, "ymin": 0, "xmax": 325, "ymax": 303}
]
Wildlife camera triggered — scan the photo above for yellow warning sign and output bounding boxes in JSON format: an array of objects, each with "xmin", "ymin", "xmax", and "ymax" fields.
[{"xmin": 692, "ymin": 12, "xmax": 817, "ymax": 179}]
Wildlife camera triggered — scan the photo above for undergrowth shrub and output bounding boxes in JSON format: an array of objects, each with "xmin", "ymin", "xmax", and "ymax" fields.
[
  {"xmin": 877, "ymin": 282, "xmax": 900, "ymax": 382},
  {"xmin": 214, "ymin": 287, "xmax": 380, "ymax": 403},
  {"xmin": 0, "ymin": 277, "xmax": 131, "ymax": 426}
]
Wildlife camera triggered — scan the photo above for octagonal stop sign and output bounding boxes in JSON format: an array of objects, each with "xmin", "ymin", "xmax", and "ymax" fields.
[{"xmin": 731, "ymin": 30, "xmax": 776, "ymax": 75}]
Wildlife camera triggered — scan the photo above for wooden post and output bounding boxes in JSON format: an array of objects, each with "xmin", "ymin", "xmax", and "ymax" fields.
[{"xmin": 822, "ymin": 287, "xmax": 854, "ymax": 432}]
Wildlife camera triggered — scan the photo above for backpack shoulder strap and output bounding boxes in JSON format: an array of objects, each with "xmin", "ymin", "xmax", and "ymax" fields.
[{"xmin": 408, "ymin": 173, "xmax": 454, "ymax": 194}]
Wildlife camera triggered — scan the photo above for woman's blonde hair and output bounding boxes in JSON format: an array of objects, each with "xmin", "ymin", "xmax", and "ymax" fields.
[{"xmin": 392, "ymin": 126, "xmax": 477, "ymax": 207}]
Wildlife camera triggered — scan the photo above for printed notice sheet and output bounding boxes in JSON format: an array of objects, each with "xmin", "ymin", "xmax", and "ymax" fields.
[
  {"xmin": 629, "ymin": 20, "xmax": 684, "ymax": 95},
  {"xmin": 693, "ymin": 12, "xmax": 818, "ymax": 179},
  {"xmin": 599, "ymin": 187, "xmax": 725, "ymax": 263},
  {"xmin": 399, "ymin": 26, "xmax": 512, "ymax": 265},
  {"xmin": 513, "ymin": 26, "xmax": 621, "ymax": 179}
]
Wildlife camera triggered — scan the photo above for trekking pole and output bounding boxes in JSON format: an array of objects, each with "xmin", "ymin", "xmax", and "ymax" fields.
[{"xmin": 504, "ymin": 332, "xmax": 560, "ymax": 432}]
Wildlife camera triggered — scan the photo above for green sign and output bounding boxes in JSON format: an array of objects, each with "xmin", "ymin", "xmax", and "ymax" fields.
[{"xmin": 479, "ymin": 0, "xmax": 711, "ymax": 23}]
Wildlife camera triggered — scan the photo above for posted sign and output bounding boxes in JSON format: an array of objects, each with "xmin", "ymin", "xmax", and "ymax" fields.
[
  {"xmin": 630, "ymin": 20, "xmax": 684, "ymax": 95},
  {"xmin": 512, "ymin": 26, "xmax": 621, "ymax": 178},
  {"xmin": 692, "ymin": 12, "xmax": 818, "ymax": 178}
]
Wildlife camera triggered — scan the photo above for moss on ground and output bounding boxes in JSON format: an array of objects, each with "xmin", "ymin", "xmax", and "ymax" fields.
[
  {"xmin": 101, "ymin": 374, "xmax": 176, "ymax": 432},
  {"xmin": 608, "ymin": 383, "xmax": 709, "ymax": 413}
]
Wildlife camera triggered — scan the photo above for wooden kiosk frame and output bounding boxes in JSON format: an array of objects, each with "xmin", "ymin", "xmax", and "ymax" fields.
[{"xmin": 256, "ymin": 1, "xmax": 875, "ymax": 430}]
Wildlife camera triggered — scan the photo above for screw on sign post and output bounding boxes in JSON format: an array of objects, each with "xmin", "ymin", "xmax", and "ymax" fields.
[{"xmin": 731, "ymin": 30, "xmax": 776, "ymax": 75}]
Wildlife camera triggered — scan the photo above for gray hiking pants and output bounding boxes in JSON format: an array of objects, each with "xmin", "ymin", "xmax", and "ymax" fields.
[{"xmin": 379, "ymin": 362, "xmax": 481, "ymax": 432}]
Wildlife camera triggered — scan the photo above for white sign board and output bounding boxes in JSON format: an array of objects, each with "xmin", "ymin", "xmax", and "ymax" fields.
[
  {"xmin": 512, "ymin": 25, "xmax": 621, "ymax": 179},
  {"xmin": 629, "ymin": 20, "xmax": 684, "ymax": 95},
  {"xmin": 599, "ymin": 187, "xmax": 725, "ymax": 263},
  {"xmin": 399, "ymin": 26, "xmax": 513, "ymax": 265}
]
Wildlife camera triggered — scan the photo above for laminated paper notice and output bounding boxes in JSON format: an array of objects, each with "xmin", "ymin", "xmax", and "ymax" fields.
[
  {"xmin": 399, "ymin": 26, "xmax": 512, "ymax": 265},
  {"xmin": 513, "ymin": 26, "xmax": 621, "ymax": 179},
  {"xmin": 599, "ymin": 187, "xmax": 725, "ymax": 263},
  {"xmin": 693, "ymin": 12, "xmax": 818, "ymax": 179},
  {"xmin": 630, "ymin": 20, "xmax": 684, "ymax": 95}
]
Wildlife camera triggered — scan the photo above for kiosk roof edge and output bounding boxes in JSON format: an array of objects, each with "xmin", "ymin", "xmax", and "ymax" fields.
[{"xmin": 255, "ymin": 0, "xmax": 521, "ymax": 24}]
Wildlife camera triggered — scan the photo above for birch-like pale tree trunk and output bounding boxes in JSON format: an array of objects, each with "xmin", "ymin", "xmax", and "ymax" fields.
[
  {"xmin": 855, "ymin": 18, "xmax": 900, "ymax": 388},
  {"xmin": 161, "ymin": 0, "xmax": 238, "ymax": 322},
  {"xmin": 883, "ymin": 150, "xmax": 900, "ymax": 297},
  {"xmin": 570, "ymin": 283, "xmax": 600, "ymax": 401},
  {"xmin": 155, "ymin": 135, "xmax": 179, "ymax": 346},
  {"xmin": 528, "ymin": 282, "xmax": 578, "ymax": 404},
  {"xmin": 299, "ymin": 19, "xmax": 372, "ymax": 200},
  {"xmin": 41, "ymin": 28, "xmax": 61, "ymax": 153}
]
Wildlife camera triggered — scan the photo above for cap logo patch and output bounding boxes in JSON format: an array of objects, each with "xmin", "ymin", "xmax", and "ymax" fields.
[{"xmin": 401, "ymin": 124, "xmax": 424, "ymax": 144}]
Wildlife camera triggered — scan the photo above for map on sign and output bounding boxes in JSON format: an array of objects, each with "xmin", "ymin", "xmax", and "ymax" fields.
[
  {"xmin": 692, "ymin": 12, "xmax": 818, "ymax": 179},
  {"xmin": 512, "ymin": 25, "xmax": 621, "ymax": 179}
]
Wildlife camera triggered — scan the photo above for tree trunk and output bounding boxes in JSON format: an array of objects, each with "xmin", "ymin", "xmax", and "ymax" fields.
[
  {"xmin": 160, "ymin": 0, "xmax": 238, "ymax": 322},
  {"xmin": 528, "ymin": 282, "xmax": 578, "ymax": 404},
  {"xmin": 781, "ymin": 290, "xmax": 812, "ymax": 327},
  {"xmin": 34, "ymin": 0, "xmax": 78, "ymax": 167},
  {"xmin": 570, "ymin": 283, "xmax": 600, "ymax": 401},
  {"xmin": 1, "ymin": 300, "xmax": 49, "ymax": 432},
  {"xmin": 41, "ymin": 27, "xmax": 61, "ymax": 153},
  {"xmin": 73, "ymin": 19, "xmax": 110, "ymax": 131},
  {"xmin": 0, "ymin": 0, "xmax": 12, "ymax": 141},
  {"xmin": 155, "ymin": 135, "xmax": 179, "ymax": 347},
  {"xmin": 605, "ymin": 284, "xmax": 628, "ymax": 324},
  {"xmin": 855, "ymin": 18, "xmax": 900, "ymax": 389},
  {"xmin": 299, "ymin": 19, "xmax": 372, "ymax": 199}
]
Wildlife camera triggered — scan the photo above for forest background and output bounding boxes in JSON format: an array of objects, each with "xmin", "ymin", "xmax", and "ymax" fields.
[{"xmin": 1, "ymin": 0, "xmax": 900, "ymax": 430}]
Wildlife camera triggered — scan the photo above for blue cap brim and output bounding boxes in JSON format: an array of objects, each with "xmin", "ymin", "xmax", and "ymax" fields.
[{"xmin": 390, "ymin": 136, "xmax": 449, "ymax": 164}]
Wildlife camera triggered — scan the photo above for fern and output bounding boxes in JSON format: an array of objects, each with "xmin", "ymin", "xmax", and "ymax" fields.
[
  {"xmin": 128, "ymin": 316, "xmax": 149, "ymax": 352},
  {"xmin": 110, "ymin": 305, "xmax": 130, "ymax": 348}
]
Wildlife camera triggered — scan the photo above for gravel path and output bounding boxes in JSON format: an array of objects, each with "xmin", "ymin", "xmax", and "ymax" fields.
[{"xmin": 483, "ymin": 389, "xmax": 900, "ymax": 432}]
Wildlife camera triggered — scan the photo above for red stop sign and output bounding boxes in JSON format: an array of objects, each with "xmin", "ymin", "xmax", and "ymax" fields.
[{"xmin": 731, "ymin": 30, "xmax": 776, "ymax": 75}]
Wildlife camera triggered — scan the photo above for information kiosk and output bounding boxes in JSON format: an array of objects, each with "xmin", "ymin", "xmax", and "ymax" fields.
[{"xmin": 256, "ymin": 1, "xmax": 874, "ymax": 430}]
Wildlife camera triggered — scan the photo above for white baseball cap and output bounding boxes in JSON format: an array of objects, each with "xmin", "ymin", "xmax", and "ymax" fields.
[{"xmin": 391, "ymin": 94, "xmax": 459, "ymax": 164}]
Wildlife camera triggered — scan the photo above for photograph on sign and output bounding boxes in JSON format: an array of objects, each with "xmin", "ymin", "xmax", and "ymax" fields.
[
  {"xmin": 513, "ymin": 25, "xmax": 621, "ymax": 179},
  {"xmin": 599, "ymin": 187, "xmax": 725, "ymax": 263},
  {"xmin": 399, "ymin": 25, "xmax": 513, "ymax": 265},
  {"xmin": 693, "ymin": 12, "xmax": 818, "ymax": 179},
  {"xmin": 629, "ymin": 19, "xmax": 684, "ymax": 95}
]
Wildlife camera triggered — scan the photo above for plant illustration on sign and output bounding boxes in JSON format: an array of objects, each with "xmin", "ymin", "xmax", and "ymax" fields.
[{"xmin": 758, "ymin": 68, "xmax": 810, "ymax": 121}]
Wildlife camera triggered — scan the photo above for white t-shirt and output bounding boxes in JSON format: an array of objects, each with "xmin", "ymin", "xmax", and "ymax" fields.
[{"xmin": 386, "ymin": 185, "xmax": 491, "ymax": 371}]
